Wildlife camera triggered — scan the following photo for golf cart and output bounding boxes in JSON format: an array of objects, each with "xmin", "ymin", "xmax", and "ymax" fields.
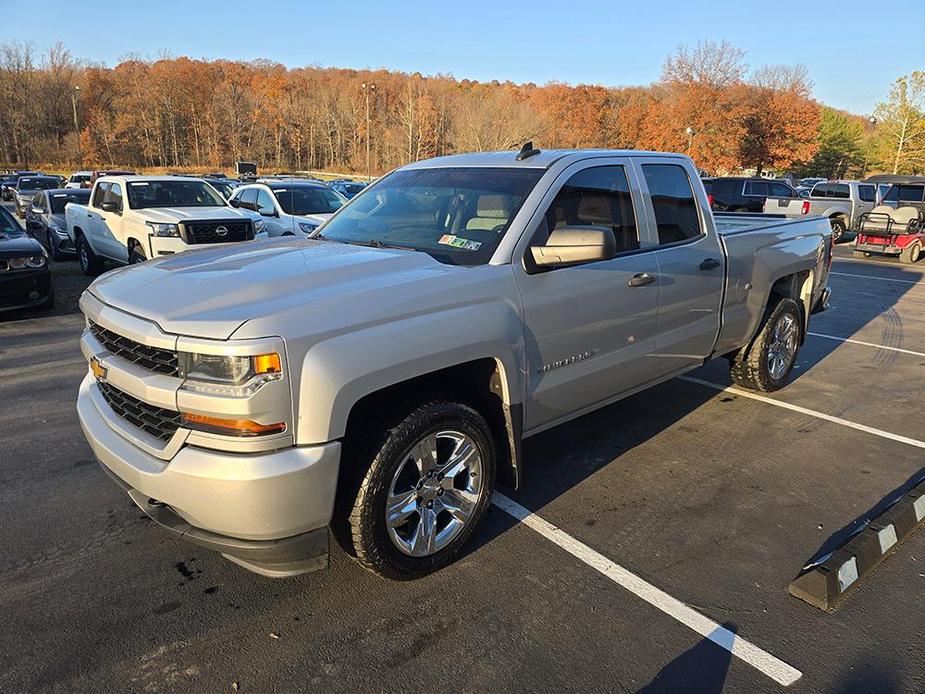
[{"xmin": 854, "ymin": 176, "xmax": 925, "ymax": 264}]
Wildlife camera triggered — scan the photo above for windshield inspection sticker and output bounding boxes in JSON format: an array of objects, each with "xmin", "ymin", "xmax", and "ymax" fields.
[{"xmin": 438, "ymin": 234, "xmax": 481, "ymax": 251}]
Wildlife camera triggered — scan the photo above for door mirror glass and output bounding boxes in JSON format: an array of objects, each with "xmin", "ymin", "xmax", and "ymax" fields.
[
  {"xmin": 530, "ymin": 226, "xmax": 616, "ymax": 268},
  {"xmin": 100, "ymin": 201, "xmax": 119, "ymax": 213}
]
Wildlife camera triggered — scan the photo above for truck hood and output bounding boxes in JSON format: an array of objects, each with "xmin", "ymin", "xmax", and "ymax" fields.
[
  {"xmin": 132, "ymin": 206, "xmax": 251, "ymax": 223},
  {"xmin": 88, "ymin": 239, "xmax": 465, "ymax": 339}
]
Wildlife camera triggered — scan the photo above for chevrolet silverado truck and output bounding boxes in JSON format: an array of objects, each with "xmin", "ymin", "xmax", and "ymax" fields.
[
  {"xmin": 763, "ymin": 180, "xmax": 878, "ymax": 242},
  {"xmin": 65, "ymin": 175, "xmax": 266, "ymax": 276},
  {"xmin": 77, "ymin": 148, "xmax": 832, "ymax": 580}
]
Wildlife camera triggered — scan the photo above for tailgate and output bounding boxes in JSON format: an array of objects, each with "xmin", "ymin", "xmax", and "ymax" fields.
[{"xmin": 763, "ymin": 197, "xmax": 802, "ymax": 215}]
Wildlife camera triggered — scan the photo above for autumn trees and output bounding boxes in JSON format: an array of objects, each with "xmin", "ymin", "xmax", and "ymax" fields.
[{"xmin": 0, "ymin": 40, "xmax": 915, "ymax": 178}]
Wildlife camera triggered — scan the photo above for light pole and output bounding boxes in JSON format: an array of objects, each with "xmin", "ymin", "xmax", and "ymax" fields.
[
  {"xmin": 862, "ymin": 116, "xmax": 877, "ymax": 177},
  {"xmin": 685, "ymin": 127, "xmax": 694, "ymax": 155},
  {"xmin": 361, "ymin": 82, "xmax": 376, "ymax": 181},
  {"xmin": 71, "ymin": 85, "xmax": 82, "ymax": 165}
]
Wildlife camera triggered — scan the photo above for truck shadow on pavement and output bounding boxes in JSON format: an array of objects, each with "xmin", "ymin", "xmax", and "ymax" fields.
[{"xmin": 636, "ymin": 622, "xmax": 736, "ymax": 694}]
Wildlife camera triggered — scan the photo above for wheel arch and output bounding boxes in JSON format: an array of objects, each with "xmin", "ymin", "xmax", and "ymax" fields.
[{"xmin": 341, "ymin": 358, "xmax": 522, "ymax": 490}]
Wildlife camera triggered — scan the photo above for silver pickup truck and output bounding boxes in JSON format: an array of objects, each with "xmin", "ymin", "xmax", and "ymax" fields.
[
  {"xmin": 763, "ymin": 180, "xmax": 878, "ymax": 241},
  {"xmin": 77, "ymin": 149, "xmax": 832, "ymax": 580}
]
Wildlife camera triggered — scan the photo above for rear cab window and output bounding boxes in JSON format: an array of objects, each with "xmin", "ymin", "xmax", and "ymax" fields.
[{"xmin": 641, "ymin": 164, "xmax": 703, "ymax": 245}]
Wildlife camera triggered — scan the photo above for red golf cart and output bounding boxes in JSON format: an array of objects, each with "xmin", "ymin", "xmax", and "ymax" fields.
[{"xmin": 854, "ymin": 175, "xmax": 925, "ymax": 264}]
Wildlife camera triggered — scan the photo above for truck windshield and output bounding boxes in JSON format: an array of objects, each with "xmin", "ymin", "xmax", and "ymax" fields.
[
  {"xmin": 126, "ymin": 180, "xmax": 227, "ymax": 209},
  {"xmin": 18, "ymin": 177, "xmax": 59, "ymax": 191},
  {"xmin": 317, "ymin": 167, "xmax": 543, "ymax": 266}
]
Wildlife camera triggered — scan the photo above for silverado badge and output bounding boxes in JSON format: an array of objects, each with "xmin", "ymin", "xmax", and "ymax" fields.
[{"xmin": 90, "ymin": 357, "xmax": 108, "ymax": 382}]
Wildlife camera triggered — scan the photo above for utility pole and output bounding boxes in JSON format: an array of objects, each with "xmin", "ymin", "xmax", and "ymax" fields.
[
  {"xmin": 71, "ymin": 85, "xmax": 82, "ymax": 165},
  {"xmin": 362, "ymin": 82, "xmax": 376, "ymax": 181}
]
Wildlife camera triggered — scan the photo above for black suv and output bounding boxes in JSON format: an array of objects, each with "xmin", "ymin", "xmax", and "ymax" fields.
[{"xmin": 704, "ymin": 177, "xmax": 799, "ymax": 213}]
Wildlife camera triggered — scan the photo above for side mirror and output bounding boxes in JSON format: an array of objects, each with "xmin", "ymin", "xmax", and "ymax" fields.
[
  {"xmin": 229, "ymin": 198, "xmax": 240, "ymax": 208},
  {"xmin": 100, "ymin": 201, "xmax": 120, "ymax": 213},
  {"xmin": 260, "ymin": 208, "xmax": 277, "ymax": 218},
  {"xmin": 529, "ymin": 226, "xmax": 616, "ymax": 269}
]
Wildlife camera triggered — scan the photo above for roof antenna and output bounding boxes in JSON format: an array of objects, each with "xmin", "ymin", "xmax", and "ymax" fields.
[{"xmin": 516, "ymin": 141, "xmax": 541, "ymax": 161}]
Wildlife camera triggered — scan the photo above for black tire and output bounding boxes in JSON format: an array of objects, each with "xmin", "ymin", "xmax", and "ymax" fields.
[
  {"xmin": 729, "ymin": 297, "xmax": 803, "ymax": 392},
  {"xmin": 900, "ymin": 241, "xmax": 922, "ymax": 265},
  {"xmin": 77, "ymin": 234, "xmax": 104, "ymax": 276},
  {"xmin": 830, "ymin": 217, "xmax": 847, "ymax": 243},
  {"xmin": 128, "ymin": 241, "xmax": 147, "ymax": 265},
  {"xmin": 340, "ymin": 400, "xmax": 496, "ymax": 580}
]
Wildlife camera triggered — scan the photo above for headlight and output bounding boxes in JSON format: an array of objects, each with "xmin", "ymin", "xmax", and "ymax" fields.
[
  {"xmin": 254, "ymin": 219, "xmax": 265, "ymax": 232},
  {"xmin": 178, "ymin": 351, "xmax": 282, "ymax": 395},
  {"xmin": 27, "ymin": 255, "xmax": 46, "ymax": 268},
  {"xmin": 146, "ymin": 222, "xmax": 180, "ymax": 237},
  {"xmin": 4, "ymin": 256, "xmax": 46, "ymax": 270},
  {"xmin": 298, "ymin": 221, "xmax": 319, "ymax": 233},
  {"xmin": 50, "ymin": 223, "xmax": 68, "ymax": 237}
]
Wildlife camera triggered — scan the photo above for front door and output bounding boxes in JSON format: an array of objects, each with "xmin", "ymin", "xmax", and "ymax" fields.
[
  {"xmin": 514, "ymin": 160, "xmax": 664, "ymax": 433},
  {"xmin": 636, "ymin": 160, "xmax": 724, "ymax": 373}
]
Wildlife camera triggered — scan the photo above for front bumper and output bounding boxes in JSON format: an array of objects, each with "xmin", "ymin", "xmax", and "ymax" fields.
[
  {"xmin": 77, "ymin": 373, "xmax": 342, "ymax": 576},
  {"xmin": 0, "ymin": 267, "xmax": 52, "ymax": 311}
]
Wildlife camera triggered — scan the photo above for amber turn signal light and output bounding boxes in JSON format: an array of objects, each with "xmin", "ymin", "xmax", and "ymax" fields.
[
  {"xmin": 181, "ymin": 412, "xmax": 286, "ymax": 437},
  {"xmin": 254, "ymin": 353, "xmax": 282, "ymax": 375}
]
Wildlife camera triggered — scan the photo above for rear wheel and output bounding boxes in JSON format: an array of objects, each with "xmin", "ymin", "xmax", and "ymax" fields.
[
  {"xmin": 77, "ymin": 234, "xmax": 104, "ymax": 276},
  {"xmin": 900, "ymin": 241, "xmax": 922, "ymax": 265},
  {"xmin": 830, "ymin": 217, "xmax": 847, "ymax": 243},
  {"xmin": 729, "ymin": 297, "xmax": 803, "ymax": 392},
  {"xmin": 340, "ymin": 400, "xmax": 496, "ymax": 580}
]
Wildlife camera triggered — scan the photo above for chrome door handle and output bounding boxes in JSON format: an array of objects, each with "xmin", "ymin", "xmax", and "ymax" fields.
[{"xmin": 627, "ymin": 273, "xmax": 656, "ymax": 287}]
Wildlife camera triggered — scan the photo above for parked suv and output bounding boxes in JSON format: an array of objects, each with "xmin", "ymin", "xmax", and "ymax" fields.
[
  {"xmin": 707, "ymin": 177, "xmax": 799, "ymax": 213},
  {"xmin": 229, "ymin": 179, "xmax": 347, "ymax": 236}
]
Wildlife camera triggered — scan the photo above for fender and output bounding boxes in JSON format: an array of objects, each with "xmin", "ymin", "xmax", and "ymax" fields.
[{"xmin": 292, "ymin": 299, "xmax": 525, "ymax": 446}]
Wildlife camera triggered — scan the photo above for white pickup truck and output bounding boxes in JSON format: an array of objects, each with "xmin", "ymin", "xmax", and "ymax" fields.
[
  {"xmin": 66, "ymin": 176, "xmax": 265, "ymax": 275},
  {"xmin": 77, "ymin": 148, "xmax": 833, "ymax": 579}
]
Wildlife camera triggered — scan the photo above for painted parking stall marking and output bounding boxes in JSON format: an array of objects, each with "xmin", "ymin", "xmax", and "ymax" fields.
[
  {"xmin": 679, "ymin": 376, "xmax": 925, "ymax": 451},
  {"xmin": 492, "ymin": 493, "xmax": 803, "ymax": 687},
  {"xmin": 807, "ymin": 331, "xmax": 925, "ymax": 358},
  {"xmin": 830, "ymin": 271, "xmax": 923, "ymax": 286}
]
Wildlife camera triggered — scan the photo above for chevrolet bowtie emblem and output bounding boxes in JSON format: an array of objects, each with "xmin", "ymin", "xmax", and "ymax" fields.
[{"xmin": 90, "ymin": 357, "xmax": 108, "ymax": 382}]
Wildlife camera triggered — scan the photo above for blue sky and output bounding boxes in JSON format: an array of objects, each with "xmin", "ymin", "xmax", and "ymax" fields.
[{"xmin": 2, "ymin": 0, "xmax": 920, "ymax": 114}]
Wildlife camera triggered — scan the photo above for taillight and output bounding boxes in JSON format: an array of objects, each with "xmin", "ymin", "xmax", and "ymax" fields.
[
  {"xmin": 801, "ymin": 201, "xmax": 810, "ymax": 215},
  {"xmin": 707, "ymin": 194, "xmax": 714, "ymax": 208}
]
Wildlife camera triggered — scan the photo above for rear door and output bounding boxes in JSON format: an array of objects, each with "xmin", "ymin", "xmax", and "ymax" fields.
[
  {"xmin": 855, "ymin": 184, "xmax": 877, "ymax": 224},
  {"xmin": 514, "ymin": 158, "xmax": 663, "ymax": 432},
  {"xmin": 742, "ymin": 180, "xmax": 769, "ymax": 212},
  {"xmin": 636, "ymin": 159, "xmax": 725, "ymax": 373}
]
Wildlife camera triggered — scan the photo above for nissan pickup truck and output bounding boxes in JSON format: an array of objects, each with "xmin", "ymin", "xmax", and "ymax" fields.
[
  {"xmin": 65, "ymin": 175, "xmax": 266, "ymax": 276},
  {"xmin": 76, "ymin": 148, "xmax": 832, "ymax": 580},
  {"xmin": 763, "ymin": 180, "xmax": 878, "ymax": 242}
]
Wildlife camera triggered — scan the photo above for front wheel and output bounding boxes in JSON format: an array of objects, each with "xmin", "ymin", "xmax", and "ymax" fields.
[
  {"xmin": 341, "ymin": 401, "xmax": 496, "ymax": 580},
  {"xmin": 729, "ymin": 297, "xmax": 803, "ymax": 392}
]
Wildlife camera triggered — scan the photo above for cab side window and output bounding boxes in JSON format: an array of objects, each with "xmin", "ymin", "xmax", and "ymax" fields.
[
  {"xmin": 239, "ymin": 188, "xmax": 258, "ymax": 209},
  {"xmin": 744, "ymin": 180, "xmax": 769, "ymax": 196},
  {"xmin": 642, "ymin": 164, "xmax": 703, "ymax": 245},
  {"xmin": 256, "ymin": 188, "xmax": 276, "ymax": 215},
  {"xmin": 92, "ymin": 182, "xmax": 110, "ymax": 208},
  {"xmin": 858, "ymin": 185, "xmax": 876, "ymax": 203},
  {"xmin": 32, "ymin": 192, "xmax": 45, "ymax": 212},
  {"xmin": 538, "ymin": 165, "xmax": 639, "ymax": 254},
  {"xmin": 771, "ymin": 182, "xmax": 794, "ymax": 197},
  {"xmin": 105, "ymin": 183, "xmax": 124, "ymax": 212}
]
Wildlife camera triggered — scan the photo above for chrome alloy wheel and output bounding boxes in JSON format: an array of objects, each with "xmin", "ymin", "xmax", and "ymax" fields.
[
  {"xmin": 767, "ymin": 313, "xmax": 798, "ymax": 380},
  {"xmin": 386, "ymin": 430, "xmax": 483, "ymax": 557}
]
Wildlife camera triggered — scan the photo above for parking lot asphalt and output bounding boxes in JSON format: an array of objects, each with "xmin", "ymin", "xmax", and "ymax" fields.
[{"xmin": 1, "ymin": 232, "xmax": 924, "ymax": 693}]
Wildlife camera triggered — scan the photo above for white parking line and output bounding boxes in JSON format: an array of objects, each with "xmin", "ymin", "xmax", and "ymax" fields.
[
  {"xmin": 492, "ymin": 493, "xmax": 803, "ymax": 686},
  {"xmin": 679, "ymin": 376, "xmax": 925, "ymax": 450},
  {"xmin": 807, "ymin": 331, "xmax": 925, "ymax": 358},
  {"xmin": 830, "ymin": 271, "xmax": 922, "ymax": 286}
]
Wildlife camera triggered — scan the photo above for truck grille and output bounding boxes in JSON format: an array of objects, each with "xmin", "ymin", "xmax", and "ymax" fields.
[
  {"xmin": 183, "ymin": 221, "xmax": 253, "ymax": 244},
  {"xmin": 97, "ymin": 381, "xmax": 181, "ymax": 442},
  {"xmin": 89, "ymin": 321, "xmax": 179, "ymax": 376}
]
